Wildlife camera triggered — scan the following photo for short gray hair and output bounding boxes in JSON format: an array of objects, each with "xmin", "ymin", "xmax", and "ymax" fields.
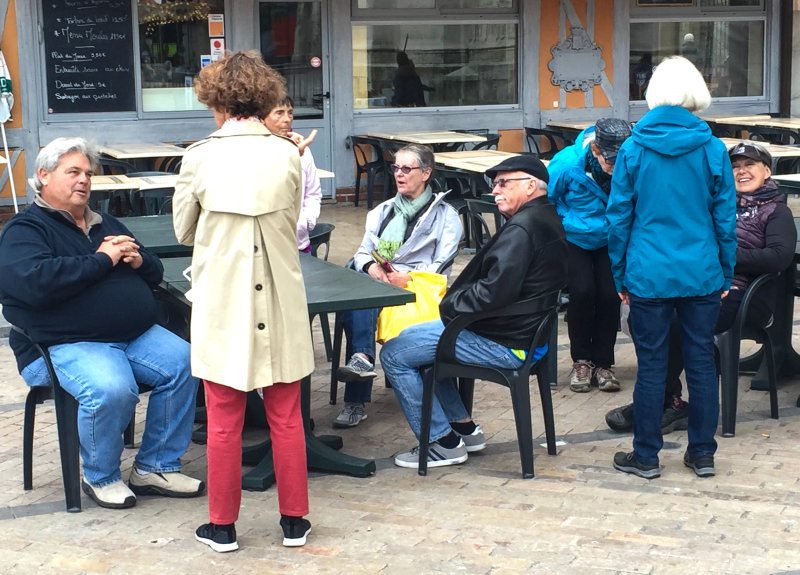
[
  {"xmin": 395, "ymin": 143, "xmax": 435, "ymax": 173},
  {"xmin": 34, "ymin": 137, "xmax": 98, "ymax": 191},
  {"xmin": 645, "ymin": 56, "xmax": 711, "ymax": 113}
]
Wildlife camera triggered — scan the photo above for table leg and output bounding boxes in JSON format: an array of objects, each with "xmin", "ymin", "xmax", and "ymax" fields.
[{"xmin": 241, "ymin": 371, "xmax": 376, "ymax": 492}]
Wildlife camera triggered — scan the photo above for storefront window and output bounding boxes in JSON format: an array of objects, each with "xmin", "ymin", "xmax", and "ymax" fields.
[
  {"xmin": 352, "ymin": 23, "xmax": 518, "ymax": 109},
  {"xmin": 629, "ymin": 20, "xmax": 765, "ymax": 101},
  {"xmin": 355, "ymin": 0, "xmax": 512, "ymax": 7},
  {"xmin": 138, "ymin": 0, "xmax": 226, "ymax": 112}
]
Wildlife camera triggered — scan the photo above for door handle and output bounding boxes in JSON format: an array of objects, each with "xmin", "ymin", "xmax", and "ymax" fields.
[{"xmin": 313, "ymin": 91, "xmax": 331, "ymax": 99}]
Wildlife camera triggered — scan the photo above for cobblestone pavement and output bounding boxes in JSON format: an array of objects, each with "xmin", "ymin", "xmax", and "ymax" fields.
[{"xmin": 1, "ymin": 202, "xmax": 800, "ymax": 574}]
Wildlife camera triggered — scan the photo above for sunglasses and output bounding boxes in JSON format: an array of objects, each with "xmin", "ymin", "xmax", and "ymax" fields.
[
  {"xmin": 391, "ymin": 164, "xmax": 422, "ymax": 174},
  {"xmin": 492, "ymin": 177, "xmax": 532, "ymax": 189}
]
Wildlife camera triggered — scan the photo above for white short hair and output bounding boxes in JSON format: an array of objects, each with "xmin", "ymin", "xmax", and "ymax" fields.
[
  {"xmin": 645, "ymin": 56, "xmax": 711, "ymax": 113},
  {"xmin": 34, "ymin": 137, "xmax": 98, "ymax": 191}
]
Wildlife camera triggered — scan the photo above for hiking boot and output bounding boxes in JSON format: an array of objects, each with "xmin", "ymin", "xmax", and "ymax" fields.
[
  {"xmin": 332, "ymin": 401, "xmax": 368, "ymax": 428},
  {"xmin": 612, "ymin": 451, "xmax": 661, "ymax": 479},
  {"xmin": 81, "ymin": 479, "xmax": 136, "ymax": 509},
  {"xmin": 195, "ymin": 522, "xmax": 238, "ymax": 553},
  {"xmin": 605, "ymin": 398, "xmax": 690, "ymax": 434},
  {"xmin": 569, "ymin": 360, "xmax": 594, "ymax": 392},
  {"xmin": 280, "ymin": 516, "xmax": 312, "ymax": 547},
  {"xmin": 454, "ymin": 425, "xmax": 486, "ymax": 452},
  {"xmin": 129, "ymin": 466, "xmax": 205, "ymax": 498},
  {"xmin": 593, "ymin": 366, "xmax": 621, "ymax": 392},
  {"xmin": 336, "ymin": 352, "xmax": 378, "ymax": 382},
  {"xmin": 605, "ymin": 403, "xmax": 634, "ymax": 432},
  {"xmin": 394, "ymin": 439, "xmax": 469, "ymax": 469},
  {"xmin": 684, "ymin": 451, "xmax": 715, "ymax": 477},
  {"xmin": 662, "ymin": 397, "xmax": 689, "ymax": 433}
]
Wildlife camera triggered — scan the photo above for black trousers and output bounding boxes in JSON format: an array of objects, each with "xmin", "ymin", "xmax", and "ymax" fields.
[
  {"xmin": 662, "ymin": 288, "xmax": 771, "ymax": 406},
  {"xmin": 565, "ymin": 241, "xmax": 620, "ymax": 368}
]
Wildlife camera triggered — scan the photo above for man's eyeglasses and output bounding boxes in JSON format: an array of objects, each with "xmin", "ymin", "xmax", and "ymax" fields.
[
  {"xmin": 492, "ymin": 177, "xmax": 532, "ymax": 189},
  {"xmin": 391, "ymin": 164, "xmax": 422, "ymax": 174}
]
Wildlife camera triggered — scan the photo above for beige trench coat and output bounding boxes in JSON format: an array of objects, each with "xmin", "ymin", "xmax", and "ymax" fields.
[{"xmin": 172, "ymin": 120, "xmax": 314, "ymax": 391}]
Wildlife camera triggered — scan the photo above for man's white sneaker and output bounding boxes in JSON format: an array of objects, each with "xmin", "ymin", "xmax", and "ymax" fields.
[
  {"xmin": 82, "ymin": 479, "xmax": 136, "ymax": 509},
  {"xmin": 128, "ymin": 467, "xmax": 205, "ymax": 498}
]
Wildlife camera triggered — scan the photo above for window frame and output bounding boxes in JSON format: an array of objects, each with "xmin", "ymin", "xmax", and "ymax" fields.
[
  {"xmin": 351, "ymin": 12, "xmax": 521, "ymax": 115},
  {"xmin": 351, "ymin": 0, "xmax": 518, "ymax": 19},
  {"xmin": 628, "ymin": 0, "xmax": 771, "ymax": 110},
  {"xmin": 37, "ymin": 0, "xmax": 229, "ymax": 123}
]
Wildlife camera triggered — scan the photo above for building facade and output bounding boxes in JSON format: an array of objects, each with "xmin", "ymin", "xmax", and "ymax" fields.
[{"xmin": 0, "ymin": 0, "xmax": 793, "ymax": 212}]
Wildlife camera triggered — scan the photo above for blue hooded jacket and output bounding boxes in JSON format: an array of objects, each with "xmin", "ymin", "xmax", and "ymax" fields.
[
  {"xmin": 606, "ymin": 105, "xmax": 737, "ymax": 298},
  {"xmin": 547, "ymin": 127, "xmax": 611, "ymax": 250}
]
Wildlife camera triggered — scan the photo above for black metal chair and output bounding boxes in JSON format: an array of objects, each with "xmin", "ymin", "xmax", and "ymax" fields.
[
  {"xmin": 468, "ymin": 133, "xmax": 501, "ymax": 152},
  {"xmin": 416, "ymin": 290, "xmax": 561, "ymax": 478},
  {"xmin": 524, "ymin": 127, "xmax": 567, "ymax": 161},
  {"xmin": 431, "ymin": 167, "xmax": 476, "ymax": 249},
  {"xmin": 465, "ymin": 198, "xmax": 503, "ymax": 250},
  {"xmin": 350, "ymin": 136, "xmax": 390, "ymax": 209},
  {"xmin": 716, "ymin": 272, "xmax": 780, "ymax": 437},
  {"xmin": 15, "ymin": 326, "xmax": 147, "ymax": 513}
]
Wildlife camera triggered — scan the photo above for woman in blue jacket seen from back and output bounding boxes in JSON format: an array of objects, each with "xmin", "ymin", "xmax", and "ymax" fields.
[{"xmin": 606, "ymin": 56, "xmax": 737, "ymax": 480}]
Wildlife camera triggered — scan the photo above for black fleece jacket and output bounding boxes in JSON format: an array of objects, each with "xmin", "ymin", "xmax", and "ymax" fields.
[{"xmin": 0, "ymin": 204, "xmax": 163, "ymax": 372}]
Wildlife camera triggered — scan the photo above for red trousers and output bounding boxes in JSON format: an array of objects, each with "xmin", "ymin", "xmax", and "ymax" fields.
[{"xmin": 203, "ymin": 379, "xmax": 309, "ymax": 524}]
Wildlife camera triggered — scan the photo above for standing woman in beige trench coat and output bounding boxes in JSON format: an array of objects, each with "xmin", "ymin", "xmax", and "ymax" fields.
[{"xmin": 172, "ymin": 51, "xmax": 315, "ymax": 553}]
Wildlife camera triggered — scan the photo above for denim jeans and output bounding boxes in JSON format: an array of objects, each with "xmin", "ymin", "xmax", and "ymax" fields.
[
  {"xmin": 629, "ymin": 293, "xmax": 720, "ymax": 465},
  {"xmin": 380, "ymin": 319, "xmax": 524, "ymax": 443},
  {"xmin": 341, "ymin": 307, "xmax": 380, "ymax": 403},
  {"xmin": 21, "ymin": 324, "xmax": 199, "ymax": 487}
]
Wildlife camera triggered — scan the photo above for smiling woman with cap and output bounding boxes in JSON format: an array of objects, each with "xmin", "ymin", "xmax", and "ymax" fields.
[{"xmin": 547, "ymin": 117, "xmax": 632, "ymax": 395}]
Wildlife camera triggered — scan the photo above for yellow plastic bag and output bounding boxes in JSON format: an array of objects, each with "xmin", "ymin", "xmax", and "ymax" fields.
[{"xmin": 376, "ymin": 270, "xmax": 448, "ymax": 344}]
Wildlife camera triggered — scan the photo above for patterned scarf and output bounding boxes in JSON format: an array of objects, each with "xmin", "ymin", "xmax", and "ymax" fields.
[
  {"xmin": 377, "ymin": 186, "xmax": 433, "ymax": 261},
  {"xmin": 586, "ymin": 152, "xmax": 612, "ymax": 196}
]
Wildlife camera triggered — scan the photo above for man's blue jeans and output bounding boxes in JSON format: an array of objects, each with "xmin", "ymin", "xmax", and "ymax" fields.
[
  {"xmin": 341, "ymin": 307, "xmax": 380, "ymax": 403},
  {"xmin": 380, "ymin": 319, "xmax": 523, "ymax": 443},
  {"xmin": 21, "ymin": 324, "xmax": 199, "ymax": 487},
  {"xmin": 629, "ymin": 293, "xmax": 720, "ymax": 465}
]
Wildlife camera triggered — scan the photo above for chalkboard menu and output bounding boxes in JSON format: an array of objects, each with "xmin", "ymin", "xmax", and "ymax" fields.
[{"xmin": 42, "ymin": 0, "xmax": 136, "ymax": 114}]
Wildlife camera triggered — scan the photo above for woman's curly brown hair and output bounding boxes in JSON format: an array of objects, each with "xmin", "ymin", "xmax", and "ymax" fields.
[{"xmin": 194, "ymin": 50, "xmax": 286, "ymax": 119}]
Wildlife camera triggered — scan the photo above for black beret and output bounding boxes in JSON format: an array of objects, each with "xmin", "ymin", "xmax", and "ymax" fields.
[{"xmin": 485, "ymin": 154, "xmax": 549, "ymax": 184}]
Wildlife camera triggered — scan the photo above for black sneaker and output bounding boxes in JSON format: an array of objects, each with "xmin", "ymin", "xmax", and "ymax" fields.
[
  {"xmin": 605, "ymin": 399, "xmax": 689, "ymax": 434},
  {"xmin": 280, "ymin": 516, "xmax": 311, "ymax": 547},
  {"xmin": 605, "ymin": 403, "xmax": 633, "ymax": 432},
  {"xmin": 195, "ymin": 522, "xmax": 238, "ymax": 553},
  {"xmin": 683, "ymin": 452, "xmax": 715, "ymax": 477},
  {"xmin": 662, "ymin": 397, "xmax": 689, "ymax": 433},
  {"xmin": 613, "ymin": 451, "xmax": 661, "ymax": 479}
]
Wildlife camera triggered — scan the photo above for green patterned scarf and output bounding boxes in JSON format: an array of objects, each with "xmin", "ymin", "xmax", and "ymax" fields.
[{"xmin": 377, "ymin": 186, "xmax": 433, "ymax": 261}]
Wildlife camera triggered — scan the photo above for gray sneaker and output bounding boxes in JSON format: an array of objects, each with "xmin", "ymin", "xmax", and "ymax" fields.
[
  {"xmin": 336, "ymin": 353, "xmax": 378, "ymax": 382},
  {"xmin": 333, "ymin": 402, "xmax": 367, "ymax": 428},
  {"xmin": 394, "ymin": 439, "xmax": 468, "ymax": 469},
  {"xmin": 593, "ymin": 367, "xmax": 621, "ymax": 392},
  {"xmin": 454, "ymin": 425, "xmax": 486, "ymax": 452},
  {"xmin": 569, "ymin": 360, "xmax": 594, "ymax": 392}
]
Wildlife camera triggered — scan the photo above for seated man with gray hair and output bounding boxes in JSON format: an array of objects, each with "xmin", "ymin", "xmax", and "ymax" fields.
[{"xmin": 0, "ymin": 137, "xmax": 204, "ymax": 509}]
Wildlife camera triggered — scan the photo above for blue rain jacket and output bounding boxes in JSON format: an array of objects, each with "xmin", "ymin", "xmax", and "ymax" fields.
[
  {"xmin": 606, "ymin": 105, "xmax": 737, "ymax": 298},
  {"xmin": 547, "ymin": 127, "xmax": 611, "ymax": 250}
]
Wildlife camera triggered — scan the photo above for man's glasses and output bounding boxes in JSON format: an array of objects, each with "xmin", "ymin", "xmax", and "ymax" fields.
[
  {"xmin": 492, "ymin": 177, "xmax": 532, "ymax": 189},
  {"xmin": 391, "ymin": 164, "xmax": 422, "ymax": 174}
]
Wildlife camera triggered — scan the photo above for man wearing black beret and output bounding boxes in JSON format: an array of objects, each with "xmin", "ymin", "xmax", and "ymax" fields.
[{"xmin": 381, "ymin": 155, "xmax": 568, "ymax": 469}]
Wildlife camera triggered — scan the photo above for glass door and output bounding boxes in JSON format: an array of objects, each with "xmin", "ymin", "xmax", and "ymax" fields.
[{"xmin": 260, "ymin": 1, "xmax": 332, "ymax": 197}]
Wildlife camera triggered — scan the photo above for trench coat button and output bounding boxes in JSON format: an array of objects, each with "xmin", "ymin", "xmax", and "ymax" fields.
[
  {"xmin": 255, "ymin": 284, "xmax": 263, "ymax": 291},
  {"xmin": 254, "ymin": 245, "xmax": 258, "ymax": 252},
  {"xmin": 257, "ymin": 323, "xmax": 265, "ymax": 330}
]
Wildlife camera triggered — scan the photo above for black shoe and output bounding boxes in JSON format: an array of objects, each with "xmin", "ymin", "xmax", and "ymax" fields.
[
  {"xmin": 661, "ymin": 397, "xmax": 689, "ymax": 433},
  {"xmin": 195, "ymin": 522, "xmax": 238, "ymax": 553},
  {"xmin": 280, "ymin": 515, "xmax": 311, "ymax": 547},
  {"xmin": 605, "ymin": 399, "xmax": 689, "ymax": 434},
  {"xmin": 613, "ymin": 451, "xmax": 661, "ymax": 479},
  {"xmin": 605, "ymin": 403, "xmax": 633, "ymax": 432},
  {"xmin": 683, "ymin": 452, "xmax": 715, "ymax": 477}
]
